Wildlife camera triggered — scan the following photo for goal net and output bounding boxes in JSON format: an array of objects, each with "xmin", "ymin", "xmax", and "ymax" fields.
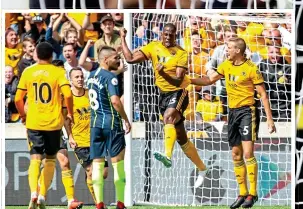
[
  {"xmin": 2, "ymin": 0, "xmax": 293, "ymax": 9},
  {"xmin": 130, "ymin": 12, "xmax": 292, "ymax": 206}
]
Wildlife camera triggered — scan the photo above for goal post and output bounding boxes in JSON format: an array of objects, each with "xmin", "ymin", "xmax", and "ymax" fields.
[{"xmin": 129, "ymin": 11, "xmax": 292, "ymax": 206}]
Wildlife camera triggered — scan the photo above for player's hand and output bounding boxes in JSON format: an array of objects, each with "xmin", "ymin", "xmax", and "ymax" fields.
[
  {"xmin": 267, "ymin": 119, "xmax": 276, "ymax": 134},
  {"xmin": 124, "ymin": 120, "xmax": 131, "ymax": 135},
  {"xmin": 50, "ymin": 14, "xmax": 60, "ymax": 22},
  {"xmin": 20, "ymin": 115, "xmax": 26, "ymax": 125},
  {"xmin": 69, "ymin": 136, "xmax": 77, "ymax": 149},
  {"xmin": 119, "ymin": 28, "xmax": 127, "ymax": 38},
  {"xmin": 87, "ymin": 40, "xmax": 95, "ymax": 47},
  {"xmin": 156, "ymin": 63, "xmax": 165, "ymax": 74}
]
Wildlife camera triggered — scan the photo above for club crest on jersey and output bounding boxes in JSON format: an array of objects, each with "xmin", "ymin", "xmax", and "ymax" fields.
[
  {"xmin": 242, "ymin": 72, "xmax": 246, "ymax": 76},
  {"xmin": 229, "ymin": 74, "xmax": 239, "ymax": 82},
  {"xmin": 157, "ymin": 55, "xmax": 171, "ymax": 63},
  {"xmin": 111, "ymin": 78, "xmax": 118, "ymax": 86}
]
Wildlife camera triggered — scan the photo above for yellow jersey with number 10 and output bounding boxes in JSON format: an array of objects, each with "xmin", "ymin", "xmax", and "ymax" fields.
[
  {"xmin": 217, "ymin": 59, "xmax": 264, "ymax": 109},
  {"xmin": 140, "ymin": 41, "xmax": 190, "ymax": 92},
  {"xmin": 17, "ymin": 63, "xmax": 70, "ymax": 131}
]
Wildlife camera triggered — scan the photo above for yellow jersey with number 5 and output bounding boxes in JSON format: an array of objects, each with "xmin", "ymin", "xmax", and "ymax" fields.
[
  {"xmin": 140, "ymin": 41, "xmax": 190, "ymax": 92},
  {"xmin": 217, "ymin": 59, "xmax": 264, "ymax": 109},
  {"xmin": 17, "ymin": 63, "xmax": 70, "ymax": 131},
  {"xmin": 71, "ymin": 90, "xmax": 90, "ymax": 147}
]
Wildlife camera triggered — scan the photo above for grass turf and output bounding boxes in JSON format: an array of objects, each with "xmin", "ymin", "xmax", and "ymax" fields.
[{"xmin": 5, "ymin": 206, "xmax": 291, "ymax": 209}]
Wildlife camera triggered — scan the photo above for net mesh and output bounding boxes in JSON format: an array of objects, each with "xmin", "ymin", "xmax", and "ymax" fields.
[{"xmin": 131, "ymin": 12, "xmax": 291, "ymax": 206}]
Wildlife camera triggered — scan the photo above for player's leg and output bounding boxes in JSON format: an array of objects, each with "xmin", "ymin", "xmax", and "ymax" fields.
[
  {"xmin": 153, "ymin": 90, "xmax": 182, "ymax": 167},
  {"xmin": 74, "ymin": 147, "xmax": 97, "ymax": 203},
  {"xmin": 228, "ymin": 108, "xmax": 248, "ymax": 209},
  {"xmin": 91, "ymin": 127, "xmax": 107, "ymax": 209},
  {"xmin": 230, "ymin": 144, "xmax": 248, "ymax": 209},
  {"xmin": 57, "ymin": 148, "xmax": 83, "ymax": 209},
  {"xmin": 109, "ymin": 130, "xmax": 126, "ymax": 209},
  {"xmin": 175, "ymin": 122, "xmax": 208, "ymax": 188},
  {"xmin": 27, "ymin": 130, "xmax": 44, "ymax": 209},
  {"xmin": 37, "ymin": 130, "xmax": 61, "ymax": 209},
  {"xmin": 103, "ymin": 159, "xmax": 109, "ymax": 179},
  {"xmin": 240, "ymin": 106, "xmax": 260, "ymax": 208}
]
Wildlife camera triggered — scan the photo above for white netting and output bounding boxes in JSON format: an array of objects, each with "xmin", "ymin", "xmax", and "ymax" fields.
[{"xmin": 131, "ymin": 12, "xmax": 291, "ymax": 206}]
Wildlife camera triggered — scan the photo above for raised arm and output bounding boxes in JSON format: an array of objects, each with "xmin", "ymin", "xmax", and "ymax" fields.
[
  {"xmin": 120, "ymin": 28, "xmax": 147, "ymax": 64},
  {"xmin": 82, "ymin": 13, "xmax": 94, "ymax": 31},
  {"xmin": 190, "ymin": 70, "xmax": 223, "ymax": 86},
  {"xmin": 65, "ymin": 13, "xmax": 84, "ymax": 47},
  {"xmin": 255, "ymin": 83, "xmax": 276, "ymax": 133},
  {"xmin": 79, "ymin": 40, "xmax": 95, "ymax": 71}
]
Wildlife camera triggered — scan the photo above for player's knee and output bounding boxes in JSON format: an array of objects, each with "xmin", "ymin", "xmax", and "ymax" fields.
[
  {"xmin": 232, "ymin": 151, "xmax": 243, "ymax": 161},
  {"xmin": 58, "ymin": 156, "xmax": 70, "ymax": 170},
  {"xmin": 243, "ymin": 151, "xmax": 254, "ymax": 160},
  {"xmin": 163, "ymin": 113, "xmax": 174, "ymax": 124}
]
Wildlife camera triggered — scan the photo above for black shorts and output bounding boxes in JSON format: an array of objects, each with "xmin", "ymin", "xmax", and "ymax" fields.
[
  {"xmin": 74, "ymin": 147, "xmax": 109, "ymax": 168},
  {"xmin": 228, "ymin": 106, "xmax": 260, "ymax": 147},
  {"xmin": 159, "ymin": 89, "xmax": 189, "ymax": 122},
  {"xmin": 90, "ymin": 128, "xmax": 126, "ymax": 159},
  {"xmin": 27, "ymin": 129, "xmax": 61, "ymax": 155}
]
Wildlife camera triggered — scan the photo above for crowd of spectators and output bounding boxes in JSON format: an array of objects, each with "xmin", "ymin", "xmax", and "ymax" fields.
[
  {"xmin": 5, "ymin": 12, "xmax": 291, "ymax": 124},
  {"xmin": 5, "ymin": 12, "xmax": 124, "ymax": 122}
]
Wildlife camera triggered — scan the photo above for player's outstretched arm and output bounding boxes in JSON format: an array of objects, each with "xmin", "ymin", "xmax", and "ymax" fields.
[
  {"xmin": 190, "ymin": 71, "xmax": 223, "ymax": 86},
  {"xmin": 110, "ymin": 95, "xmax": 131, "ymax": 134},
  {"xmin": 15, "ymin": 89, "xmax": 27, "ymax": 123},
  {"xmin": 255, "ymin": 83, "xmax": 276, "ymax": 134},
  {"xmin": 120, "ymin": 28, "xmax": 146, "ymax": 64}
]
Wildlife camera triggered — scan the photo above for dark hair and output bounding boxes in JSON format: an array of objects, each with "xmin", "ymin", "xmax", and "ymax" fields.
[
  {"xmin": 36, "ymin": 42, "xmax": 53, "ymax": 60},
  {"xmin": 69, "ymin": 67, "xmax": 83, "ymax": 78},
  {"xmin": 63, "ymin": 43, "xmax": 76, "ymax": 51},
  {"xmin": 163, "ymin": 23, "xmax": 177, "ymax": 32},
  {"xmin": 5, "ymin": 27, "xmax": 17, "ymax": 47},
  {"xmin": 52, "ymin": 59, "xmax": 64, "ymax": 67}
]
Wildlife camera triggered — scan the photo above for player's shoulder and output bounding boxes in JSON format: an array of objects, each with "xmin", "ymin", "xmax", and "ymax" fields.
[
  {"xmin": 244, "ymin": 59, "xmax": 257, "ymax": 69},
  {"xmin": 220, "ymin": 59, "xmax": 232, "ymax": 67},
  {"xmin": 174, "ymin": 44, "xmax": 186, "ymax": 52}
]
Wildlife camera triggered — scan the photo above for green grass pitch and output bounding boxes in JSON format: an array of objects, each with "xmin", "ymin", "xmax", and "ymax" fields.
[{"xmin": 5, "ymin": 206, "xmax": 291, "ymax": 209}]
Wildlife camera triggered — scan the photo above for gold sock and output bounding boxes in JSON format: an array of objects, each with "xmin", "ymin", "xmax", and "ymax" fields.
[
  {"xmin": 164, "ymin": 124, "xmax": 177, "ymax": 159},
  {"xmin": 39, "ymin": 159, "xmax": 56, "ymax": 197},
  {"xmin": 62, "ymin": 170, "xmax": 75, "ymax": 201},
  {"xmin": 246, "ymin": 157, "xmax": 258, "ymax": 196},
  {"xmin": 233, "ymin": 159, "xmax": 248, "ymax": 196},
  {"xmin": 87, "ymin": 179, "xmax": 97, "ymax": 204},
  {"xmin": 28, "ymin": 159, "xmax": 41, "ymax": 194},
  {"xmin": 181, "ymin": 141, "xmax": 206, "ymax": 171}
]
